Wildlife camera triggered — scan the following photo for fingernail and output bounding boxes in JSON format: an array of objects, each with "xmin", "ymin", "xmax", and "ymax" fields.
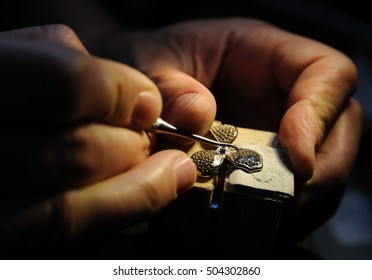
[
  {"xmin": 173, "ymin": 156, "xmax": 197, "ymax": 195},
  {"xmin": 131, "ymin": 90, "xmax": 161, "ymax": 128}
]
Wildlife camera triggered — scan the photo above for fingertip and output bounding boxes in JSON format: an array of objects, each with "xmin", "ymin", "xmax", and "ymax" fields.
[
  {"xmin": 85, "ymin": 60, "xmax": 162, "ymax": 128},
  {"xmin": 279, "ymin": 107, "xmax": 316, "ymax": 181},
  {"xmin": 111, "ymin": 63, "xmax": 163, "ymax": 129},
  {"xmin": 154, "ymin": 70, "xmax": 216, "ymax": 135},
  {"xmin": 131, "ymin": 89, "xmax": 162, "ymax": 129},
  {"xmin": 163, "ymin": 91, "xmax": 216, "ymax": 135},
  {"xmin": 172, "ymin": 154, "xmax": 197, "ymax": 194},
  {"xmin": 285, "ymin": 145, "xmax": 315, "ymax": 181}
]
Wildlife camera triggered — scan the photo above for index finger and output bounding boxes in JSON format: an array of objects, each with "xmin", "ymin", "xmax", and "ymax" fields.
[
  {"xmin": 0, "ymin": 39, "xmax": 162, "ymax": 129},
  {"xmin": 0, "ymin": 24, "xmax": 90, "ymax": 55}
]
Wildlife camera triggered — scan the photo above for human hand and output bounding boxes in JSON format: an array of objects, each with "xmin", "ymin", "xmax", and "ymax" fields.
[
  {"xmin": 0, "ymin": 24, "xmax": 197, "ymax": 249},
  {"xmin": 103, "ymin": 18, "xmax": 363, "ymax": 240}
]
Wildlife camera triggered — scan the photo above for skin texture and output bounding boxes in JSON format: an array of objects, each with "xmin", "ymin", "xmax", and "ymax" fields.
[
  {"xmin": 0, "ymin": 17, "xmax": 363, "ymax": 255},
  {"xmin": 104, "ymin": 18, "xmax": 363, "ymax": 240},
  {"xmin": 0, "ymin": 25, "xmax": 197, "ymax": 247}
]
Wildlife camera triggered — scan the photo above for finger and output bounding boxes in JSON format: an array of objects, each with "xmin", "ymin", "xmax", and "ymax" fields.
[
  {"xmin": 279, "ymin": 98, "xmax": 363, "ymax": 241},
  {"xmin": 60, "ymin": 149, "xmax": 196, "ymax": 238},
  {"xmin": 274, "ymin": 36, "xmax": 358, "ymax": 179},
  {"xmin": 116, "ymin": 30, "xmax": 217, "ymax": 135},
  {"xmin": 309, "ymin": 98, "xmax": 363, "ymax": 190},
  {"xmin": 0, "ymin": 41, "xmax": 162, "ymax": 129},
  {"xmin": 0, "ymin": 150, "xmax": 196, "ymax": 244},
  {"xmin": 0, "ymin": 24, "xmax": 89, "ymax": 55},
  {"xmin": 147, "ymin": 67, "xmax": 217, "ymax": 136},
  {"xmin": 0, "ymin": 123, "xmax": 151, "ymax": 193}
]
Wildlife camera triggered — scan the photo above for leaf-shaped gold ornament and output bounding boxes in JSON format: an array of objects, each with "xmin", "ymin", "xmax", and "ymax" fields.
[{"xmin": 191, "ymin": 122, "xmax": 263, "ymax": 177}]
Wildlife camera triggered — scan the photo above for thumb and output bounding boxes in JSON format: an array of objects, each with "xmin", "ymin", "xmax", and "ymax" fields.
[
  {"xmin": 61, "ymin": 150, "xmax": 197, "ymax": 238},
  {"xmin": 0, "ymin": 41, "xmax": 162, "ymax": 129}
]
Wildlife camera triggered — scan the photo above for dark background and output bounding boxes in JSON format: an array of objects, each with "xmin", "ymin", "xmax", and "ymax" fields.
[{"xmin": 1, "ymin": 0, "xmax": 371, "ymax": 259}]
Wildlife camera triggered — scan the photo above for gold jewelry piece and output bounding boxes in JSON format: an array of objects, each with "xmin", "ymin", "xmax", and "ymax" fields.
[
  {"xmin": 191, "ymin": 122, "xmax": 263, "ymax": 177},
  {"xmin": 147, "ymin": 118, "xmax": 263, "ymax": 177}
]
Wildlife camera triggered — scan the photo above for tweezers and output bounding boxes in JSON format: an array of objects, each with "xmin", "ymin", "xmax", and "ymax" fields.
[{"xmin": 147, "ymin": 118, "xmax": 239, "ymax": 151}]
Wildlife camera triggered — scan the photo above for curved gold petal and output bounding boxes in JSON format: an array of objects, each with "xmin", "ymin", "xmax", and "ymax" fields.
[
  {"xmin": 191, "ymin": 149, "xmax": 225, "ymax": 177},
  {"xmin": 209, "ymin": 123, "xmax": 238, "ymax": 144}
]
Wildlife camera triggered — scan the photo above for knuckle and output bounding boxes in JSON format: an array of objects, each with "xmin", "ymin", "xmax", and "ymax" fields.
[
  {"xmin": 142, "ymin": 180, "xmax": 167, "ymax": 214},
  {"xmin": 46, "ymin": 126, "xmax": 99, "ymax": 187},
  {"xmin": 42, "ymin": 24, "xmax": 80, "ymax": 46},
  {"xmin": 140, "ymin": 170, "xmax": 178, "ymax": 215}
]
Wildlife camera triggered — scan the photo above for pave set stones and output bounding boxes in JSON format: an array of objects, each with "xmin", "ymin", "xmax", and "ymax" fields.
[{"xmin": 190, "ymin": 123, "xmax": 263, "ymax": 178}]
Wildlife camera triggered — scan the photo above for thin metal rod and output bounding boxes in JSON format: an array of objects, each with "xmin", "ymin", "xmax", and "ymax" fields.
[{"xmin": 147, "ymin": 118, "xmax": 239, "ymax": 151}]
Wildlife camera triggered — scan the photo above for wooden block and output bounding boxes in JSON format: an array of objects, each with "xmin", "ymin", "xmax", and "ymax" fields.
[{"xmin": 148, "ymin": 123, "xmax": 294, "ymax": 259}]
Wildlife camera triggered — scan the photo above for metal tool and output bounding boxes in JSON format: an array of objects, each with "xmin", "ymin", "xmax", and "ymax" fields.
[{"xmin": 147, "ymin": 118, "xmax": 240, "ymax": 152}]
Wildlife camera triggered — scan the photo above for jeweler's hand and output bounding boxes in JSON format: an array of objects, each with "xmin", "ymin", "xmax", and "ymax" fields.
[
  {"xmin": 0, "ymin": 25, "xmax": 196, "ymax": 249},
  {"xmin": 104, "ymin": 18, "xmax": 363, "ymax": 241}
]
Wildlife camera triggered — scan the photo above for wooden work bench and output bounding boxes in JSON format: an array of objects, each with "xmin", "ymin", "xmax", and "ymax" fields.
[{"xmin": 147, "ymin": 122, "xmax": 294, "ymax": 259}]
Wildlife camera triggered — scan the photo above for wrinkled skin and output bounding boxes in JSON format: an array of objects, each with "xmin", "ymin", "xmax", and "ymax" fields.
[
  {"xmin": 0, "ymin": 18, "xmax": 363, "ymax": 255},
  {"xmin": 0, "ymin": 25, "xmax": 197, "ymax": 248},
  {"xmin": 103, "ymin": 18, "xmax": 363, "ymax": 241}
]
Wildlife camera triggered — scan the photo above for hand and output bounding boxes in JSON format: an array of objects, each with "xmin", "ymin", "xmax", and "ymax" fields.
[
  {"xmin": 0, "ymin": 25, "xmax": 197, "ymax": 250},
  {"xmin": 103, "ymin": 18, "xmax": 363, "ymax": 240}
]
